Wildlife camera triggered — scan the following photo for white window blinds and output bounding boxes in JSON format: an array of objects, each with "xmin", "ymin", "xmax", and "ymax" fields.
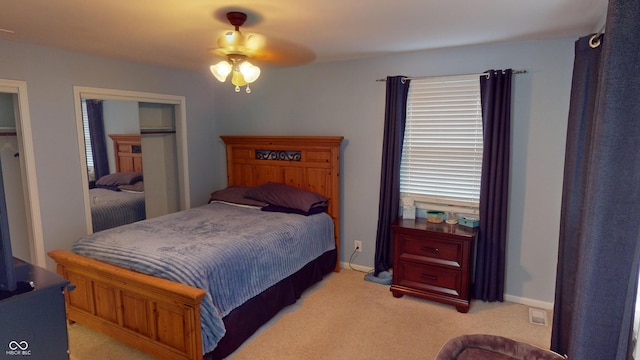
[
  {"xmin": 82, "ymin": 99, "xmax": 96, "ymax": 181},
  {"xmin": 81, "ymin": 99, "xmax": 95, "ymax": 170},
  {"xmin": 400, "ymin": 74, "xmax": 483, "ymax": 208}
]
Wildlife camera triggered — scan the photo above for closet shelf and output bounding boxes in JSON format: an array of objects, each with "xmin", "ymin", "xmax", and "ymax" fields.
[{"xmin": 140, "ymin": 127, "xmax": 175, "ymax": 135}]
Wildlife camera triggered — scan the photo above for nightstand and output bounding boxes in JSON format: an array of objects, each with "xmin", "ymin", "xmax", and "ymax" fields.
[{"xmin": 390, "ymin": 217, "xmax": 477, "ymax": 313}]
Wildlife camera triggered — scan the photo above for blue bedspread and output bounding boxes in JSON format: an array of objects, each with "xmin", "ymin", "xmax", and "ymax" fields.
[{"xmin": 72, "ymin": 202, "xmax": 335, "ymax": 353}]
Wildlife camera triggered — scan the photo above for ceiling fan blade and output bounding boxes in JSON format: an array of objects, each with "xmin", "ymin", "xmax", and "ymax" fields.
[
  {"xmin": 210, "ymin": 11, "xmax": 315, "ymax": 67},
  {"xmin": 216, "ymin": 31, "xmax": 264, "ymax": 50},
  {"xmin": 210, "ymin": 37, "xmax": 315, "ymax": 67},
  {"xmin": 249, "ymin": 36, "xmax": 316, "ymax": 66},
  {"xmin": 244, "ymin": 33, "xmax": 265, "ymax": 52}
]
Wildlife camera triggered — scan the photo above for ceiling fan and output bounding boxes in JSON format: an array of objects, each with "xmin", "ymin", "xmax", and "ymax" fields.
[
  {"xmin": 209, "ymin": 11, "xmax": 315, "ymax": 93},
  {"xmin": 210, "ymin": 11, "xmax": 262, "ymax": 93}
]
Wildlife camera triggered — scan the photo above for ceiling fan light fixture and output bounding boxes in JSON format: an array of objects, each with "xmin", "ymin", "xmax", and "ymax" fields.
[
  {"xmin": 211, "ymin": 11, "xmax": 261, "ymax": 93},
  {"xmin": 224, "ymin": 30, "xmax": 235, "ymax": 42},
  {"xmin": 210, "ymin": 61, "xmax": 232, "ymax": 82},
  {"xmin": 231, "ymin": 70, "xmax": 247, "ymax": 87},
  {"xmin": 232, "ymin": 74, "xmax": 246, "ymax": 92},
  {"xmin": 212, "ymin": 55, "xmax": 261, "ymax": 93},
  {"xmin": 218, "ymin": 30, "xmax": 246, "ymax": 52},
  {"xmin": 239, "ymin": 61, "xmax": 260, "ymax": 83}
]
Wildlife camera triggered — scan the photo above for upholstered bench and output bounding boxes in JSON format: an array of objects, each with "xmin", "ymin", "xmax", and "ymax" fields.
[{"xmin": 435, "ymin": 334, "xmax": 565, "ymax": 360}]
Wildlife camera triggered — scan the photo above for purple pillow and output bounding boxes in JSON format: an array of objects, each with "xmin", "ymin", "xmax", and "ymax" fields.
[
  {"xmin": 96, "ymin": 172, "xmax": 143, "ymax": 186},
  {"xmin": 244, "ymin": 182, "xmax": 329, "ymax": 213},
  {"xmin": 209, "ymin": 186, "xmax": 269, "ymax": 207},
  {"xmin": 95, "ymin": 171, "xmax": 143, "ymax": 191}
]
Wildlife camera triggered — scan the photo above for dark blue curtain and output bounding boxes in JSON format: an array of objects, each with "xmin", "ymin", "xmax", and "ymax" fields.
[
  {"xmin": 373, "ymin": 76, "xmax": 410, "ymax": 276},
  {"xmin": 551, "ymin": 0, "xmax": 640, "ymax": 358},
  {"xmin": 86, "ymin": 100, "xmax": 109, "ymax": 181},
  {"xmin": 473, "ymin": 69, "xmax": 512, "ymax": 302},
  {"xmin": 550, "ymin": 33, "xmax": 603, "ymax": 358}
]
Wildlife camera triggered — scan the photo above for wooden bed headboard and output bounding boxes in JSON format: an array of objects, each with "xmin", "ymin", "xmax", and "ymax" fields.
[
  {"xmin": 221, "ymin": 136, "xmax": 343, "ymax": 271},
  {"xmin": 108, "ymin": 134, "xmax": 142, "ymax": 173}
]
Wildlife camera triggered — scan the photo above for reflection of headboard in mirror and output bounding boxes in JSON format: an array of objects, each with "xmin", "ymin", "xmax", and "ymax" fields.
[{"xmin": 108, "ymin": 134, "xmax": 142, "ymax": 173}]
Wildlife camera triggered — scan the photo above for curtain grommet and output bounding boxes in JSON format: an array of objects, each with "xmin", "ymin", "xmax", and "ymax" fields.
[{"xmin": 589, "ymin": 34, "xmax": 601, "ymax": 49}]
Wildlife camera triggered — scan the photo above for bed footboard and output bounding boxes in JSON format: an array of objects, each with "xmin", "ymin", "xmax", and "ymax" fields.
[{"xmin": 48, "ymin": 250, "xmax": 206, "ymax": 360}]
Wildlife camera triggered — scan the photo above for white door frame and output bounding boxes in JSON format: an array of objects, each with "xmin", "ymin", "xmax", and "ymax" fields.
[
  {"xmin": 73, "ymin": 86, "xmax": 190, "ymax": 234},
  {"xmin": 0, "ymin": 79, "xmax": 45, "ymax": 267}
]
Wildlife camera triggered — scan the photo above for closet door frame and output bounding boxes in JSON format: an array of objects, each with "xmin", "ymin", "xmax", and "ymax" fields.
[
  {"xmin": 73, "ymin": 86, "xmax": 190, "ymax": 234},
  {"xmin": 0, "ymin": 79, "xmax": 44, "ymax": 266}
]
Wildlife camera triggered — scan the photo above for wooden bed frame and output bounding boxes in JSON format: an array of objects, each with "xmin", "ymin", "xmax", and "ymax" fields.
[{"xmin": 48, "ymin": 135, "xmax": 343, "ymax": 360}]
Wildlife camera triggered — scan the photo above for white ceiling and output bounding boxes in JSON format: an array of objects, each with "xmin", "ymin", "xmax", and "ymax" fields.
[{"xmin": 0, "ymin": 0, "xmax": 608, "ymax": 71}]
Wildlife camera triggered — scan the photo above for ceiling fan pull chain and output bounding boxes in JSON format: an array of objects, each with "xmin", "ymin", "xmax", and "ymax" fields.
[{"xmin": 245, "ymin": 84, "xmax": 252, "ymax": 94}]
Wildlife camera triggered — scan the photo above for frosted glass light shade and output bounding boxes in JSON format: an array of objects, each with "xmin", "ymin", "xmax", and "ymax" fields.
[
  {"xmin": 210, "ymin": 61, "xmax": 232, "ymax": 82},
  {"xmin": 231, "ymin": 71, "xmax": 247, "ymax": 87},
  {"xmin": 211, "ymin": 56, "xmax": 260, "ymax": 92},
  {"xmin": 239, "ymin": 61, "xmax": 260, "ymax": 83}
]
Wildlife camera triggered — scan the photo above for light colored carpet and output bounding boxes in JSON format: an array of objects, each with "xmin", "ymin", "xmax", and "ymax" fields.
[{"xmin": 68, "ymin": 269, "xmax": 552, "ymax": 359}]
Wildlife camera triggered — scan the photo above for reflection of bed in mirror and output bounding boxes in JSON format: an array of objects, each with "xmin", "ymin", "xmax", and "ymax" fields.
[
  {"xmin": 90, "ymin": 134, "xmax": 145, "ymax": 232},
  {"xmin": 89, "ymin": 187, "xmax": 145, "ymax": 232}
]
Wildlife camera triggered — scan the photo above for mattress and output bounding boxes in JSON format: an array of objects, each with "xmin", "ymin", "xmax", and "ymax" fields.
[{"xmin": 72, "ymin": 202, "xmax": 335, "ymax": 353}]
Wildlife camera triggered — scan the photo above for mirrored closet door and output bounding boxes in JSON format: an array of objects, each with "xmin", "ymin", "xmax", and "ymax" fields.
[{"xmin": 74, "ymin": 87, "xmax": 189, "ymax": 235}]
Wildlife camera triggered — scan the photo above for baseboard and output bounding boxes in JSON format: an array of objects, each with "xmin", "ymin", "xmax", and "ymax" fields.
[
  {"xmin": 504, "ymin": 294, "xmax": 554, "ymax": 310},
  {"xmin": 339, "ymin": 263, "xmax": 555, "ymax": 311}
]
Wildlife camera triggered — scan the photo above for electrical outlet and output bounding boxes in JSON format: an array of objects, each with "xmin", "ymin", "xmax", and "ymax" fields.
[{"xmin": 354, "ymin": 240, "xmax": 362, "ymax": 252}]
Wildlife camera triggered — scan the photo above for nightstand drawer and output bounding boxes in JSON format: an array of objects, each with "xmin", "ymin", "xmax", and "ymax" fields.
[
  {"xmin": 400, "ymin": 235, "xmax": 462, "ymax": 267},
  {"xmin": 397, "ymin": 261, "xmax": 460, "ymax": 296}
]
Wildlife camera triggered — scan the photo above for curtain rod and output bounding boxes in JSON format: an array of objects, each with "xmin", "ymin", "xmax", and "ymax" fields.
[{"xmin": 375, "ymin": 69, "xmax": 527, "ymax": 82}]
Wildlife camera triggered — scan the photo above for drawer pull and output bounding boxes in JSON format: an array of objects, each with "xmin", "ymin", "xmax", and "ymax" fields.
[
  {"xmin": 421, "ymin": 246, "xmax": 439, "ymax": 254},
  {"xmin": 421, "ymin": 274, "xmax": 438, "ymax": 281}
]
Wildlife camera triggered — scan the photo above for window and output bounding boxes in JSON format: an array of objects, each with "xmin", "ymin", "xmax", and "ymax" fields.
[
  {"xmin": 81, "ymin": 99, "xmax": 95, "ymax": 181},
  {"xmin": 400, "ymin": 74, "xmax": 483, "ymax": 210}
]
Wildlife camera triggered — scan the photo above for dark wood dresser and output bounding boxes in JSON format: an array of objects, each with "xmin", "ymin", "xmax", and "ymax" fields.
[
  {"xmin": 0, "ymin": 258, "xmax": 70, "ymax": 359},
  {"xmin": 390, "ymin": 217, "xmax": 477, "ymax": 313}
]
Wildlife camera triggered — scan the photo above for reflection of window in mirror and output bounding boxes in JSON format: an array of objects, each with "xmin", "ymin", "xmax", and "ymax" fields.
[{"xmin": 80, "ymin": 99, "xmax": 96, "ymax": 182}]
